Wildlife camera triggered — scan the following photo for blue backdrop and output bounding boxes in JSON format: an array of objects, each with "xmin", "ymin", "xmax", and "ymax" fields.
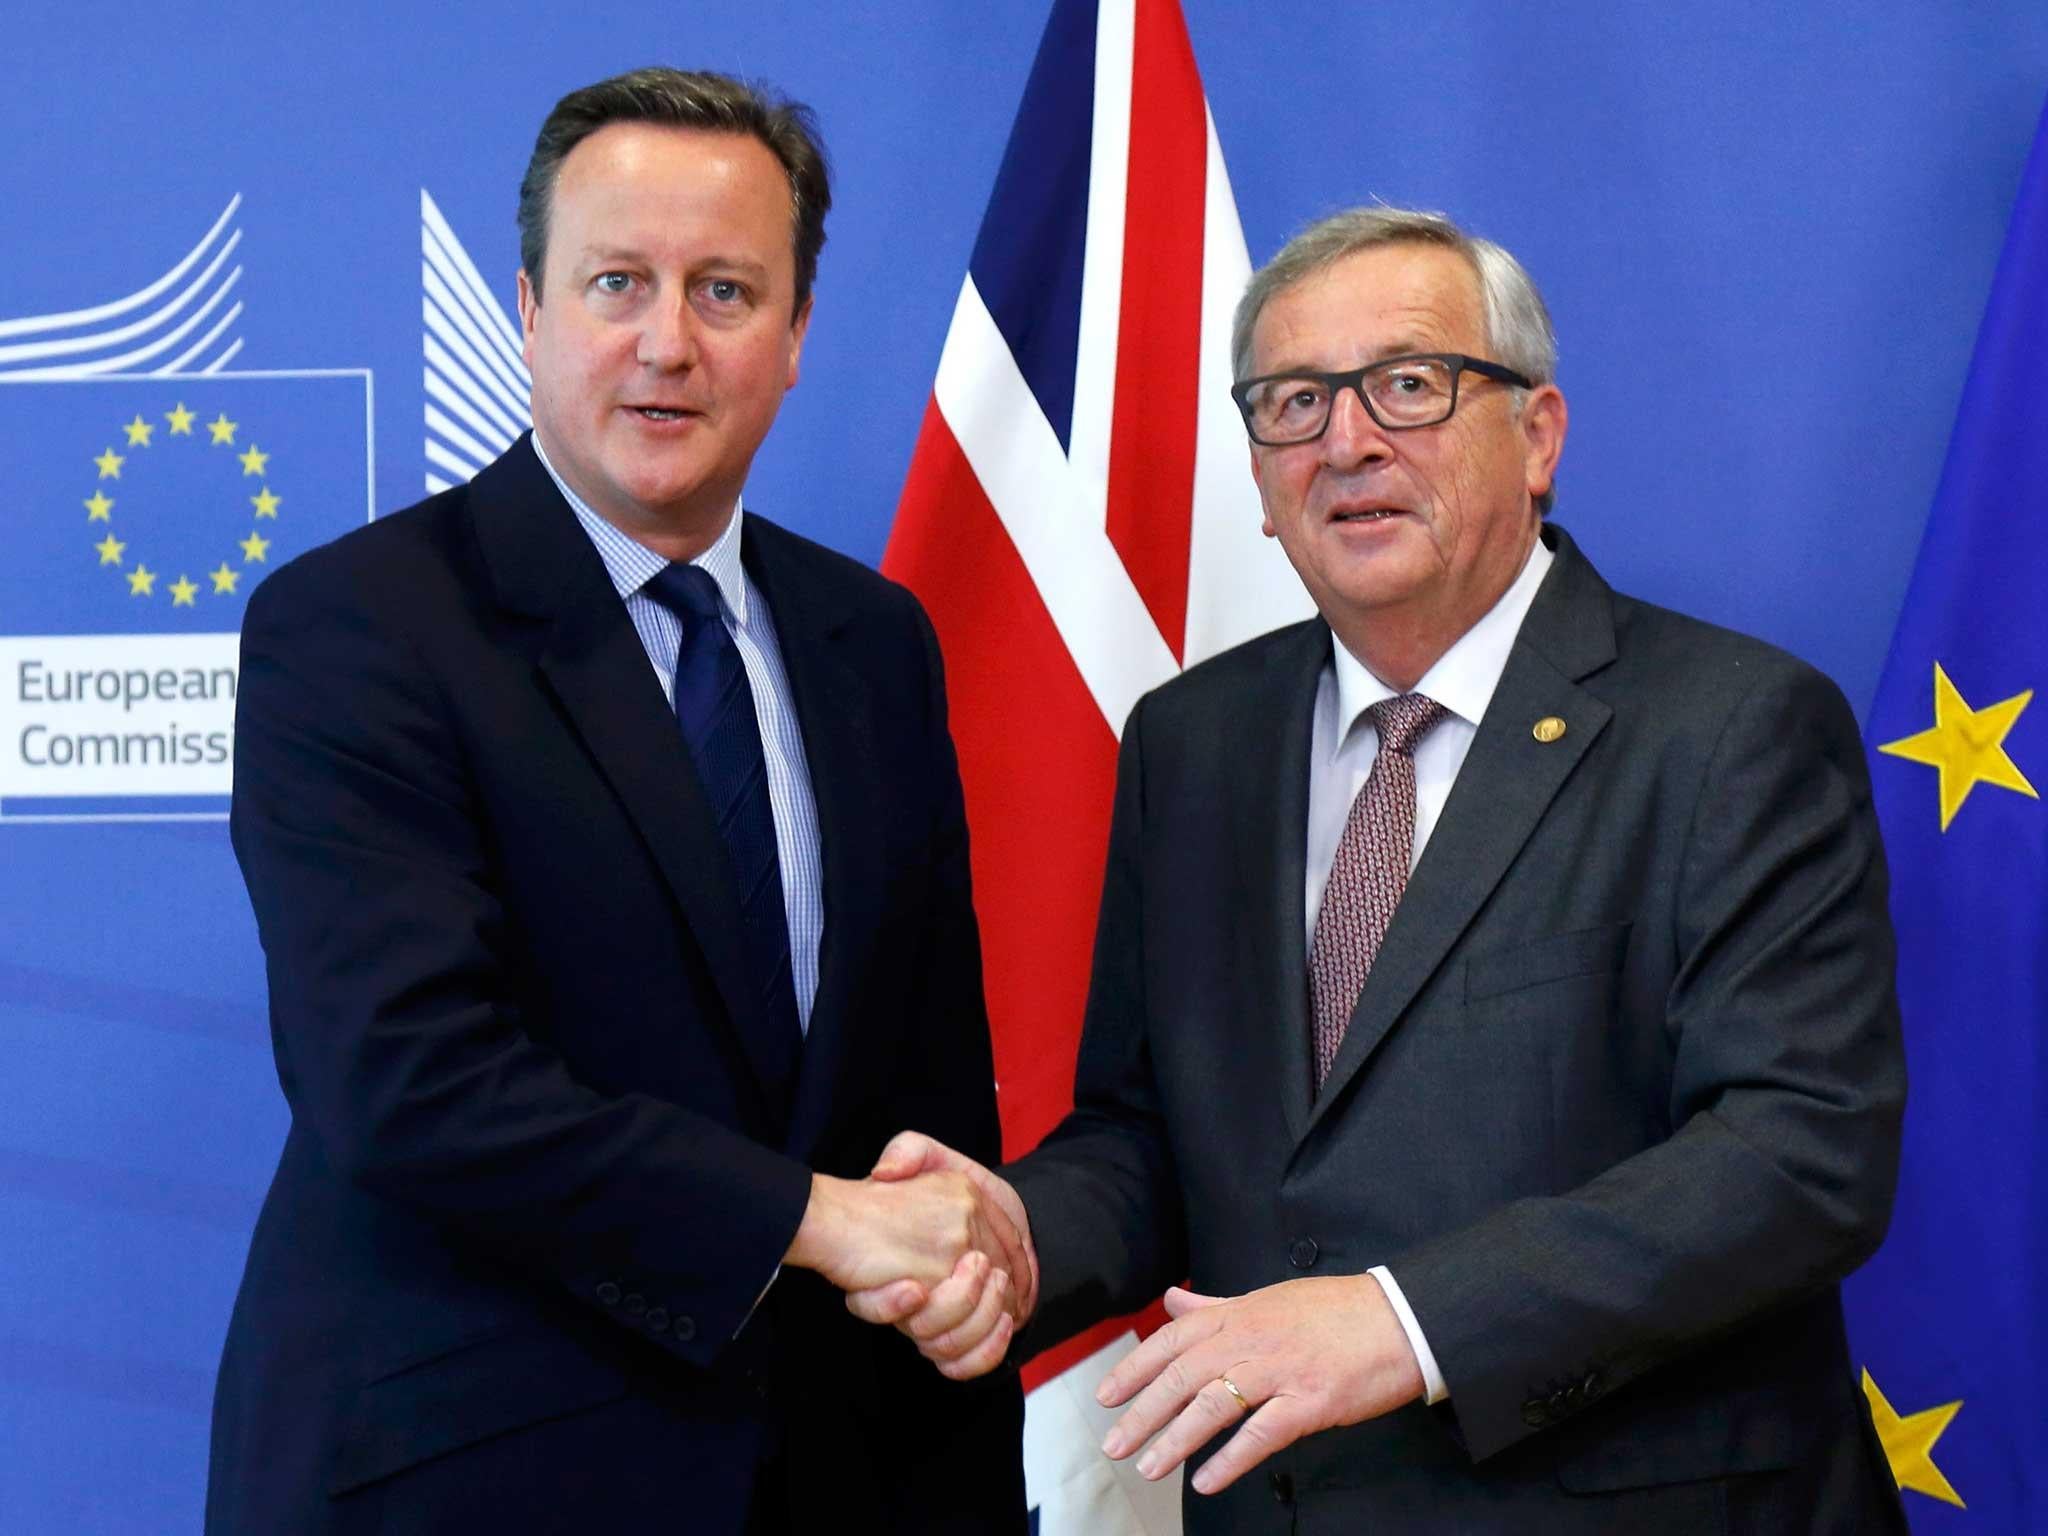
[{"xmin": 4, "ymin": 3, "xmax": 2046, "ymax": 1528}]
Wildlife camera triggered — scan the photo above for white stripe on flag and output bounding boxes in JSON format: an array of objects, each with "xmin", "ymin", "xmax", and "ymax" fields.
[
  {"xmin": 1184, "ymin": 103, "xmax": 1316, "ymax": 668},
  {"xmin": 1023, "ymin": 1331, "xmax": 1184, "ymax": 1535},
  {"xmin": 935, "ymin": 274, "xmax": 1179, "ymax": 737},
  {"xmin": 1068, "ymin": 0, "xmax": 1137, "ymax": 534}
]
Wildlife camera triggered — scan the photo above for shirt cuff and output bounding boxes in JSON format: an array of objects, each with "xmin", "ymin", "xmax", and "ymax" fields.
[{"xmin": 1368, "ymin": 1264, "xmax": 1449, "ymax": 1405}]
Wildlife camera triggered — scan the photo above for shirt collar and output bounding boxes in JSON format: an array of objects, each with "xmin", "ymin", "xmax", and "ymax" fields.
[
  {"xmin": 531, "ymin": 431, "xmax": 750, "ymax": 625},
  {"xmin": 1330, "ymin": 532, "xmax": 1555, "ymax": 743}
]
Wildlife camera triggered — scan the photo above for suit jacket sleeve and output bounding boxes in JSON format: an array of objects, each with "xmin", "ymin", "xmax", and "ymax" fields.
[
  {"xmin": 230, "ymin": 558, "xmax": 814, "ymax": 1367},
  {"xmin": 1392, "ymin": 661, "xmax": 1905, "ymax": 1460},
  {"xmin": 1006, "ymin": 691, "xmax": 1191, "ymax": 1346}
]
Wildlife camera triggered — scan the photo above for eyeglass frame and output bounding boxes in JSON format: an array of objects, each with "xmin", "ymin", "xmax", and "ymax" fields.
[{"xmin": 1229, "ymin": 352, "xmax": 1536, "ymax": 446}]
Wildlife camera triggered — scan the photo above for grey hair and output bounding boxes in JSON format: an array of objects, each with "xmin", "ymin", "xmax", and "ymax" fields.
[
  {"xmin": 1230, "ymin": 205, "xmax": 1559, "ymax": 510},
  {"xmin": 1231, "ymin": 205, "xmax": 1557, "ymax": 387}
]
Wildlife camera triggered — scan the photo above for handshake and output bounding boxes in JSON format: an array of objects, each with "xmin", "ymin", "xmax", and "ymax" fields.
[
  {"xmin": 783, "ymin": 1130, "xmax": 1430, "ymax": 1497},
  {"xmin": 785, "ymin": 1132, "xmax": 1037, "ymax": 1379}
]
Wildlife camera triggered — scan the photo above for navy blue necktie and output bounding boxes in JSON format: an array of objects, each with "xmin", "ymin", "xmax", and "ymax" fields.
[{"xmin": 644, "ymin": 563, "xmax": 801, "ymax": 1114}]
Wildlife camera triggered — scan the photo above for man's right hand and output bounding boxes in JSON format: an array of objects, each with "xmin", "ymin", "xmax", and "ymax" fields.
[
  {"xmin": 842, "ymin": 1133, "xmax": 1039, "ymax": 1380},
  {"xmin": 783, "ymin": 1166, "xmax": 1012, "ymax": 1290}
]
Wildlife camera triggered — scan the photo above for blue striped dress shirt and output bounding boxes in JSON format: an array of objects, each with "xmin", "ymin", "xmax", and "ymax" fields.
[{"xmin": 531, "ymin": 434, "xmax": 823, "ymax": 1033}]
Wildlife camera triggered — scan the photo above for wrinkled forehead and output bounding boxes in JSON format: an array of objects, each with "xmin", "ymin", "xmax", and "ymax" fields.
[{"xmin": 1252, "ymin": 242, "xmax": 1488, "ymax": 371}]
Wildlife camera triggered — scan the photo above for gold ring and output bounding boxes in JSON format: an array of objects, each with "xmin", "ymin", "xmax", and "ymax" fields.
[{"xmin": 1221, "ymin": 1375, "xmax": 1251, "ymax": 1414}]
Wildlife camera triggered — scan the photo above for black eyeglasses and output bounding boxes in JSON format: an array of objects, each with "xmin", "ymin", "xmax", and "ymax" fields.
[{"xmin": 1230, "ymin": 352, "xmax": 1534, "ymax": 445}]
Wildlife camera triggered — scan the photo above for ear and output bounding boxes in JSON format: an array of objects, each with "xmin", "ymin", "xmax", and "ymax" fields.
[
  {"xmin": 516, "ymin": 269, "xmax": 541, "ymax": 367},
  {"xmin": 785, "ymin": 295, "xmax": 814, "ymax": 390},
  {"xmin": 1519, "ymin": 384, "xmax": 1568, "ymax": 506},
  {"xmin": 1249, "ymin": 445, "xmax": 1278, "ymax": 538}
]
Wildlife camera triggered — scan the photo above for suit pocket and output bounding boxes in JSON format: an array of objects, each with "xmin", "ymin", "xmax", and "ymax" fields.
[
  {"xmin": 1554, "ymin": 1417, "xmax": 1802, "ymax": 1494},
  {"xmin": 327, "ymin": 1323, "xmax": 632, "ymax": 1496},
  {"xmin": 1465, "ymin": 922, "xmax": 1632, "ymax": 1002},
  {"xmin": 1554, "ymin": 1381, "xmax": 1809, "ymax": 1493}
]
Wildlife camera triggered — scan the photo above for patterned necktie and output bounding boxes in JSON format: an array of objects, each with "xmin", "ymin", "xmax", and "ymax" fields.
[
  {"xmin": 1309, "ymin": 692, "xmax": 1449, "ymax": 1091},
  {"xmin": 644, "ymin": 562, "xmax": 802, "ymax": 1114}
]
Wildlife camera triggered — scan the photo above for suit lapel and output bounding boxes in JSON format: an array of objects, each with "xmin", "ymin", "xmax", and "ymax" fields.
[
  {"xmin": 468, "ymin": 440, "xmax": 782, "ymax": 1118},
  {"xmin": 1305, "ymin": 528, "xmax": 1619, "ymax": 1135},
  {"xmin": 1228, "ymin": 622, "xmax": 1329, "ymax": 1148},
  {"xmin": 741, "ymin": 518, "xmax": 877, "ymax": 1160}
]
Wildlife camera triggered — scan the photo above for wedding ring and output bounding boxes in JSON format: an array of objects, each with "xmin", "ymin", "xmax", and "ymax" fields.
[{"xmin": 1221, "ymin": 1375, "xmax": 1251, "ymax": 1414}]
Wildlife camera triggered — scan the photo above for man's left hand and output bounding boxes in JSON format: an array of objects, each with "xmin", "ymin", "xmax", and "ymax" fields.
[{"xmin": 1096, "ymin": 1276, "xmax": 1426, "ymax": 1495}]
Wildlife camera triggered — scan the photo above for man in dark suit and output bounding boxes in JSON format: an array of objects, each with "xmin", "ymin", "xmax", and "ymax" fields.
[
  {"xmin": 855, "ymin": 208, "xmax": 1910, "ymax": 1533},
  {"xmin": 207, "ymin": 68, "xmax": 1025, "ymax": 1535}
]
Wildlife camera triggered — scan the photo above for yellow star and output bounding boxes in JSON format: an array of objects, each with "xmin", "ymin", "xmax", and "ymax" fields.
[
  {"xmin": 1862, "ymin": 1370, "xmax": 1964, "ymax": 1508},
  {"xmin": 123, "ymin": 414, "xmax": 155, "ymax": 447},
  {"xmin": 165, "ymin": 402, "xmax": 196, "ymax": 435},
  {"xmin": 239, "ymin": 444, "xmax": 270, "ymax": 477},
  {"xmin": 208, "ymin": 413, "xmax": 237, "ymax": 445},
  {"xmin": 94, "ymin": 447, "xmax": 125, "ymax": 479},
  {"xmin": 1879, "ymin": 662, "xmax": 2038, "ymax": 831},
  {"xmin": 94, "ymin": 533, "xmax": 126, "ymax": 566},
  {"xmin": 250, "ymin": 486, "xmax": 281, "ymax": 518},
  {"xmin": 168, "ymin": 574, "xmax": 199, "ymax": 607},
  {"xmin": 209, "ymin": 563, "xmax": 240, "ymax": 595},
  {"xmin": 84, "ymin": 490, "xmax": 114, "ymax": 522},
  {"xmin": 239, "ymin": 529, "xmax": 272, "ymax": 563},
  {"xmin": 127, "ymin": 564, "xmax": 157, "ymax": 597}
]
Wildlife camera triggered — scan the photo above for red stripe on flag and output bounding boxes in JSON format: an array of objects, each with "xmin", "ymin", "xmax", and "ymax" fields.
[
  {"xmin": 1104, "ymin": 0, "xmax": 1209, "ymax": 663},
  {"xmin": 1016, "ymin": 1296, "xmax": 1173, "ymax": 1397},
  {"xmin": 884, "ymin": 401, "xmax": 1135, "ymax": 1397},
  {"xmin": 883, "ymin": 401, "xmax": 1118, "ymax": 1159}
]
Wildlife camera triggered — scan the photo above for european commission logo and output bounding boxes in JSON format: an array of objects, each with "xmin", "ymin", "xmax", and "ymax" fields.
[
  {"xmin": 421, "ymin": 189, "xmax": 531, "ymax": 491},
  {"xmin": 0, "ymin": 198, "xmax": 372, "ymax": 822}
]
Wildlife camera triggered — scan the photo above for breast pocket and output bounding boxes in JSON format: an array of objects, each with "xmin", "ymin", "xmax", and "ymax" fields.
[{"xmin": 1464, "ymin": 922, "xmax": 1633, "ymax": 1006}]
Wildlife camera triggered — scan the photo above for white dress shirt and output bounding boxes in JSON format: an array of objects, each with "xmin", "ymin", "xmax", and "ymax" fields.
[
  {"xmin": 1303, "ymin": 534, "xmax": 1554, "ymax": 1405},
  {"xmin": 532, "ymin": 433, "xmax": 824, "ymax": 1032}
]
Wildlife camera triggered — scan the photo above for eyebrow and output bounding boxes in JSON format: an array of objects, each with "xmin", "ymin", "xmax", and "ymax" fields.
[
  {"xmin": 1259, "ymin": 338, "xmax": 1448, "ymax": 376},
  {"xmin": 576, "ymin": 246, "xmax": 772, "ymax": 279}
]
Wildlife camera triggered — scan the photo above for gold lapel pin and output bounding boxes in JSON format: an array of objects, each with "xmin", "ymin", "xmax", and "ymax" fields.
[{"xmin": 1532, "ymin": 716, "xmax": 1567, "ymax": 744}]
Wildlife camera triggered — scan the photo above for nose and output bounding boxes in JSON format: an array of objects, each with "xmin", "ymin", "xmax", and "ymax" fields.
[
  {"xmin": 638, "ymin": 293, "xmax": 701, "ymax": 372},
  {"xmin": 1320, "ymin": 382, "xmax": 1392, "ymax": 470}
]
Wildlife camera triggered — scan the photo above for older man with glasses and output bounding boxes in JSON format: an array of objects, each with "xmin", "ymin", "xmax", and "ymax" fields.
[{"xmin": 853, "ymin": 206, "xmax": 1911, "ymax": 1536}]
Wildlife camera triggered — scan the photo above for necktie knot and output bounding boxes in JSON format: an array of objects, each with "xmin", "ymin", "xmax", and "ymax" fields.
[
  {"xmin": 644, "ymin": 562, "xmax": 724, "ymax": 627},
  {"xmin": 1367, "ymin": 693, "xmax": 1447, "ymax": 758}
]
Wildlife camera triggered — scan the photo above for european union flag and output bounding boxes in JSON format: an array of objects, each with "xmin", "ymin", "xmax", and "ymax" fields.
[
  {"xmin": 0, "ymin": 373, "xmax": 370, "ymax": 635},
  {"xmin": 0, "ymin": 372, "xmax": 369, "ymax": 820},
  {"xmin": 1844, "ymin": 97, "xmax": 2048, "ymax": 1530}
]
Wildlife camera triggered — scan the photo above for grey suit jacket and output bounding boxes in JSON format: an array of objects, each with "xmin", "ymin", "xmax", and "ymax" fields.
[{"xmin": 1008, "ymin": 524, "xmax": 1909, "ymax": 1535}]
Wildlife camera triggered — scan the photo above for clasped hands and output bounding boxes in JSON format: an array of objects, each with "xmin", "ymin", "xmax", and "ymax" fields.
[
  {"xmin": 793, "ymin": 1133, "xmax": 1426, "ymax": 1495},
  {"xmin": 784, "ymin": 1132, "xmax": 1038, "ymax": 1379}
]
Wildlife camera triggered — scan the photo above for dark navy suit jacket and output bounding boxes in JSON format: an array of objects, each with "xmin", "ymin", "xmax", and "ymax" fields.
[{"xmin": 208, "ymin": 437, "xmax": 1023, "ymax": 1534}]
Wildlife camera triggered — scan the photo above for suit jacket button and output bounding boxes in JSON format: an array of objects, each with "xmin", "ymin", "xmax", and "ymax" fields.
[
  {"xmin": 1268, "ymin": 1470, "xmax": 1295, "ymax": 1503},
  {"xmin": 624, "ymin": 1293, "xmax": 646, "ymax": 1317},
  {"xmin": 596, "ymin": 1282, "xmax": 622, "ymax": 1306},
  {"xmin": 1288, "ymin": 1238, "xmax": 1319, "ymax": 1269},
  {"xmin": 1521, "ymin": 1398, "xmax": 1551, "ymax": 1428},
  {"xmin": 645, "ymin": 1307, "xmax": 669, "ymax": 1332},
  {"xmin": 673, "ymin": 1315, "xmax": 697, "ymax": 1342},
  {"xmin": 1581, "ymin": 1369, "xmax": 1602, "ymax": 1398}
]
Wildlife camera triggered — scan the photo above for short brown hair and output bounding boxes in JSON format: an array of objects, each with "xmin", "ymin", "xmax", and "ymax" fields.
[{"xmin": 518, "ymin": 67, "xmax": 832, "ymax": 311}]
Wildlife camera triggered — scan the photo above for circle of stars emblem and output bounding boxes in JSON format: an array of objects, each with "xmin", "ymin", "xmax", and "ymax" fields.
[{"xmin": 83, "ymin": 401, "xmax": 279, "ymax": 608}]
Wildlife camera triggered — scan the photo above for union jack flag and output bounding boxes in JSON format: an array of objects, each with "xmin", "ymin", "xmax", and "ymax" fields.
[{"xmin": 884, "ymin": 1, "xmax": 1309, "ymax": 1528}]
